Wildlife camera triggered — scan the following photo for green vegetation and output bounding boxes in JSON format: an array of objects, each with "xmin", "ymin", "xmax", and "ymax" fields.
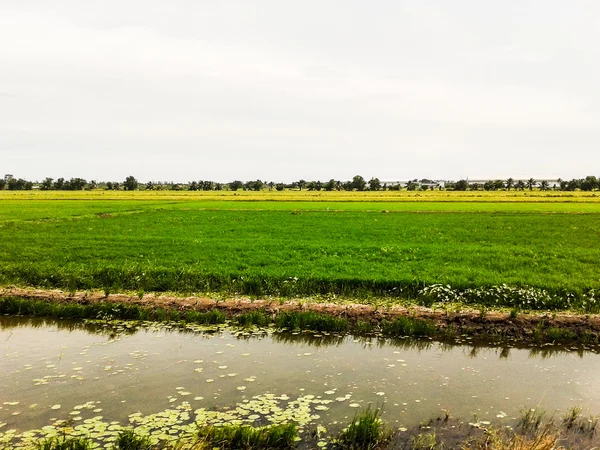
[
  {"xmin": 114, "ymin": 430, "xmax": 153, "ymax": 450},
  {"xmin": 335, "ymin": 406, "xmax": 389, "ymax": 450},
  {"xmin": 196, "ymin": 423, "xmax": 297, "ymax": 449},
  {"xmin": 381, "ymin": 317, "xmax": 436, "ymax": 337},
  {"xmin": 36, "ymin": 436, "xmax": 92, "ymax": 450},
  {"xmin": 275, "ymin": 311, "xmax": 350, "ymax": 333},
  {"xmin": 0, "ymin": 297, "xmax": 226, "ymax": 324},
  {"xmin": 1, "ymin": 193, "xmax": 599, "ymax": 311}
]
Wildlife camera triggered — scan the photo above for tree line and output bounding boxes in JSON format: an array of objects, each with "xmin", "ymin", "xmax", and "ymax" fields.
[{"xmin": 1, "ymin": 173, "xmax": 599, "ymax": 192}]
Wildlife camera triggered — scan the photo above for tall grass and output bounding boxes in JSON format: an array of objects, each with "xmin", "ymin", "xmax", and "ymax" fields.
[
  {"xmin": 275, "ymin": 311, "xmax": 349, "ymax": 332},
  {"xmin": 335, "ymin": 406, "xmax": 388, "ymax": 450},
  {"xmin": 196, "ymin": 423, "xmax": 297, "ymax": 449},
  {"xmin": 36, "ymin": 437, "xmax": 92, "ymax": 450},
  {"xmin": 114, "ymin": 429, "xmax": 153, "ymax": 450},
  {"xmin": 0, "ymin": 297, "xmax": 226, "ymax": 325}
]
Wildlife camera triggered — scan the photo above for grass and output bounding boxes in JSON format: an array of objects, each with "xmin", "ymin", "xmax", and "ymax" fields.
[
  {"xmin": 335, "ymin": 406, "xmax": 389, "ymax": 450},
  {"xmin": 1, "ymin": 192, "xmax": 600, "ymax": 311},
  {"xmin": 114, "ymin": 430, "xmax": 153, "ymax": 450},
  {"xmin": 381, "ymin": 317, "xmax": 436, "ymax": 337},
  {"xmin": 275, "ymin": 311, "xmax": 350, "ymax": 332},
  {"xmin": 517, "ymin": 409, "xmax": 546, "ymax": 432},
  {"xmin": 410, "ymin": 432, "xmax": 440, "ymax": 450},
  {"xmin": 36, "ymin": 436, "xmax": 92, "ymax": 450},
  {"xmin": 196, "ymin": 423, "xmax": 297, "ymax": 449},
  {"xmin": 0, "ymin": 297, "xmax": 226, "ymax": 324}
]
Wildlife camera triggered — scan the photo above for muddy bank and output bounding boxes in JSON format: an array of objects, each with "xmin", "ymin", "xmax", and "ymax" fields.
[{"xmin": 2, "ymin": 286, "xmax": 600, "ymax": 346}]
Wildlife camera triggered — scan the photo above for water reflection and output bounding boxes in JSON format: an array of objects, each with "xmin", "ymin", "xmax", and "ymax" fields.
[{"xmin": 0, "ymin": 316, "xmax": 597, "ymax": 359}]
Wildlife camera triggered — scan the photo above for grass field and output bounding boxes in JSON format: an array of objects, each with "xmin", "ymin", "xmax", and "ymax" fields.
[{"xmin": 1, "ymin": 191, "xmax": 599, "ymax": 309}]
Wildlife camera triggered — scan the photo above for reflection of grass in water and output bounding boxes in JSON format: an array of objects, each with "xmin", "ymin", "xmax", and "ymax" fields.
[
  {"xmin": 196, "ymin": 423, "xmax": 297, "ymax": 449},
  {"xmin": 335, "ymin": 406, "xmax": 389, "ymax": 450}
]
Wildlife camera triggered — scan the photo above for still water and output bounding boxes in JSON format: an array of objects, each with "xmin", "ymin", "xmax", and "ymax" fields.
[{"xmin": 1, "ymin": 317, "xmax": 599, "ymax": 447}]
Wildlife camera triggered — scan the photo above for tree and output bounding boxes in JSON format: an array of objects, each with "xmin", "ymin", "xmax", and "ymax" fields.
[
  {"xmin": 581, "ymin": 176, "xmax": 598, "ymax": 191},
  {"xmin": 539, "ymin": 180, "xmax": 550, "ymax": 191},
  {"xmin": 406, "ymin": 181, "xmax": 417, "ymax": 191},
  {"xmin": 0, "ymin": 179, "xmax": 5, "ymax": 190},
  {"xmin": 297, "ymin": 179, "xmax": 307, "ymax": 191},
  {"xmin": 53, "ymin": 177, "xmax": 65, "ymax": 190},
  {"xmin": 245, "ymin": 180, "xmax": 264, "ymax": 191},
  {"xmin": 368, "ymin": 177, "xmax": 381, "ymax": 191},
  {"xmin": 505, "ymin": 178, "xmax": 514, "ymax": 191},
  {"xmin": 188, "ymin": 181, "xmax": 199, "ymax": 191},
  {"xmin": 515, "ymin": 180, "xmax": 526, "ymax": 191},
  {"xmin": 454, "ymin": 179, "xmax": 469, "ymax": 191},
  {"xmin": 123, "ymin": 176, "xmax": 138, "ymax": 191},
  {"xmin": 324, "ymin": 179, "xmax": 336, "ymax": 191},
  {"xmin": 527, "ymin": 178, "xmax": 536, "ymax": 191},
  {"xmin": 40, "ymin": 177, "xmax": 54, "ymax": 190},
  {"xmin": 493, "ymin": 180, "xmax": 505, "ymax": 191},
  {"xmin": 275, "ymin": 183, "xmax": 285, "ymax": 191},
  {"xmin": 68, "ymin": 178, "xmax": 87, "ymax": 190},
  {"xmin": 145, "ymin": 181, "xmax": 155, "ymax": 191},
  {"xmin": 351, "ymin": 175, "xmax": 366, "ymax": 191},
  {"xmin": 7, "ymin": 178, "xmax": 32, "ymax": 190},
  {"xmin": 229, "ymin": 180, "xmax": 243, "ymax": 191}
]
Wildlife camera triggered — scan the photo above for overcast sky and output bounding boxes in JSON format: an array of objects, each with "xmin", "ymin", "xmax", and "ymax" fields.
[{"xmin": 1, "ymin": 1, "xmax": 599, "ymax": 182}]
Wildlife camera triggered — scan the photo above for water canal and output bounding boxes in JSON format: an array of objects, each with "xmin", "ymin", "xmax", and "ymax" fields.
[{"xmin": 1, "ymin": 317, "xmax": 599, "ymax": 447}]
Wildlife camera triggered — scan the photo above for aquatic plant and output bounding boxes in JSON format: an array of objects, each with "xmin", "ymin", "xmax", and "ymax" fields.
[
  {"xmin": 114, "ymin": 429, "xmax": 153, "ymax": 450},
  {"xmin": 410, "ymin": 432, "xmax": 440, "ymax": 450},
  {"xmin": 518, "ymin": 408, "xmax": 546, "ymax": 432},
  {"xmin": 380, "ymin": 316, "xmax": 436, "ymax": 337},
  {"xmin": 335, "ymin": 406, "xmax": 388, "ymax": 450},
  {"xmin": 275, "ymin": 311, "xmax": 349, "ymax": 333},
  {"xmin": 196, "ymin": 422, "xmax": 297, "ymax": 449},
  {"xmin": 36, "ymin": 436, "xmax": 93, "ymax": 450},
  {"xmin": 233, "ymin": 310, "xmax": 271, "ymax": 327}
]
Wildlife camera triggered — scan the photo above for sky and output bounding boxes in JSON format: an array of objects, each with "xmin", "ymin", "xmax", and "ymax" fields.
[{"xmin": 1, "ymin": 1, "xmax": 599, "ymax": 183}]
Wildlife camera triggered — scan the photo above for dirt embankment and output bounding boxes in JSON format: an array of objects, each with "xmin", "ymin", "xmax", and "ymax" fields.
[{"xmin": 3, "ymin": 287, "xmax": 600, "ymax": 344}]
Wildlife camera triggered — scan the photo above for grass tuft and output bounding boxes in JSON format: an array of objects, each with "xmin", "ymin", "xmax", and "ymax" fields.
[
  {"xmin": 335, "ymin": 406, "xmax": 388, "ymax": 450},
  {"xmin": 114, "ymin": 429, "xmax": 153, "ymax": 450},
  {"xmin": 196, "ymin": 422, "xmax": 297, "ymax": 449},
  {"xmin": 36, "ymin": 436, "xmax": 92, "ymax": 450}
]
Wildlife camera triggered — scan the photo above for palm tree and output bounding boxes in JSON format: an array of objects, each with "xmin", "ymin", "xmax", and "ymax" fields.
[
  {"xmin": 516, "ymin": 180, "xmax": 526, "ymax": 191},
  {"xmin": 539, "ymin": 180, "xmax": 549, "ymax": 191},
  {"xmin": 506, "ymin": 178, "xmax": 514, "ymax": 191},
  {"xmin": 527, "ymin": 178, "xmax": 536, "ymax": 191}
]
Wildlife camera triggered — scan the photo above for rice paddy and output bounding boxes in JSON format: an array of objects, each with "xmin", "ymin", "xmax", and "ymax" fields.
[{"xmin": 1, "ymin": 191, "xmax": 600, "ymax": 309}]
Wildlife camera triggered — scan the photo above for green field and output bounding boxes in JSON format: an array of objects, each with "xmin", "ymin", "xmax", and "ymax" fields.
[{"xmin": 1, "ymin": 191, "xmax": 599, "ymax": 310}]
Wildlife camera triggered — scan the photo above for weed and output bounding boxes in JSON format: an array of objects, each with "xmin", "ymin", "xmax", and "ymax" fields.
[
  {"xmin": 36, "ymin": 436, "xmax": 92, "ymax": 450},
  {"xmin": 381, "ymin": 316, "xmax": 436, "ymax": 337},
  {"xmin": 335, "ymin": 406, "xmax": 388, "ymax": 450},
  {"xmin": 114, "ymin": 429, "xmax": 153, "ymax": 450},
  {"xmin": 196, "ymin": 422, "xmax": 297, "ymax": 449},
  {"xmin": 518, "ymin": 408, "xmax": 546, "ymax": 432},
  {"xmin": 410, "ymin": 432, "xmax": 439, "ymax": 450}
]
